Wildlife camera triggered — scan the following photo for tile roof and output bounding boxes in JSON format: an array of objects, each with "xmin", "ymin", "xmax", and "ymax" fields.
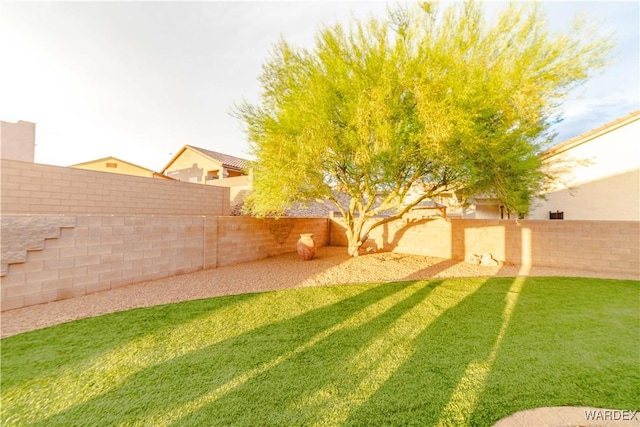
[
  {"xmin": 187, "ymin": 145, "xmax": 250, "ymax": 171},
  {"xmin": 233, "ymin": 192, "xmax": 402, "ymax": 218}
]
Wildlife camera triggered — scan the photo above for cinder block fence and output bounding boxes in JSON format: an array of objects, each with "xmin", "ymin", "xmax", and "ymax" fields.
[
  {"xmin": 1, "ymin": 158, "xmax": 230, "ymax": 216},
  {"xmin": 1, "ymin": 158, "xmax": 330, "ymax": 311},
  {"xmin": 0, "ymin": 214, "xmax": 328, "ymax": 311},
  {"xmin": 1, "ymin": 158, "xmax": 638, "ymax": 312},
  {"xmin": 330, "ymin": 216, "xmax": 640, "ymax": 277}
]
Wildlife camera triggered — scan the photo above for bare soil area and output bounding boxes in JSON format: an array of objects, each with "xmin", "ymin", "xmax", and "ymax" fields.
[{"xmin": 1, "ymin": 246, "xmax": 637, "ymax": 338}]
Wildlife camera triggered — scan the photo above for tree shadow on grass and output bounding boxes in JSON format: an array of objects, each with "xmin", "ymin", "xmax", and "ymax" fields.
[
  {"xmin": 401, "ymin": 258, "xmax": 463, "ymax": 281},
  {"xmin": 1, "ymin": 292, "xmax": 260, "ymax": 390},
  {"xmin": 469, "ymin": 277, "xmax": 640, "ymax": 426},
  {"xmin": 17, "ymin": 277, "xmax": 617, "ymax": 427},
  {"xmin": 342, "ymin": 277, "xmax": 514, "ymax": 426},
  {"xmin": 30, "ymin": 281, "xmax": 424, "ymax": 426},
  {"xmin": 173, "ymin": 280, "xmax": 444, "ymax": 426}
]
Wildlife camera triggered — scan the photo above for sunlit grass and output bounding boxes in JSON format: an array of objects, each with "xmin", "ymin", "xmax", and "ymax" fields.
[{"xmin": 1, "ymin": 277, "xmax": 638, "ymax": 426}]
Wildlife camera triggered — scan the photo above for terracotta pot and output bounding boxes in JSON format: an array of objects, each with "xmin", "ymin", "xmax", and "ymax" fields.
[{"xmin": 296, "ymin": 233, "xmax": 316, "ymax": 260}]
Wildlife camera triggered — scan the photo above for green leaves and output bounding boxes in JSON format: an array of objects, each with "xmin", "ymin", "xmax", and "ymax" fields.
[{"xmin": 234, "ymin": 1, "xmax": 612, "ymax": 249}]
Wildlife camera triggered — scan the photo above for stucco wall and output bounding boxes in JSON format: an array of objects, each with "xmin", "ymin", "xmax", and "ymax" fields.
[
  {"xmin": 473, "ymin": 203, "xmax": 501, "ymax": 219},
  {"xmin": 1, "ymin": 215, "xmax": 329, "ymax": 311},
  {"xmin": 206, "ymin": 175, "xmax": 250, "ymax": 188},
  {"xmin": 1, "ymin": 158, "xmax": 230, "ymax": 216},
  {"xmin": 71, "ymin": 158, "xmax": 156, "ymax": 178},
  {"xmin": 208, "ymin": 175, "xmax": 252, "ymax": 212},
  {"xmin": 164, "ymin": 149, "xmax": 213, "ymax": 183},
  {"xmin": 530, "ymin": 116, "xmax": 640, "ymax": 220},
  {"xmin": 330, "ymin": 217, "xmax": 639, "ymax": 278}
]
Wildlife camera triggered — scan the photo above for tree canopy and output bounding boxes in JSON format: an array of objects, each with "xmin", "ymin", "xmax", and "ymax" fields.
[{"xmin": 234, "ymin": 1, "xmax": 612, "ymax": 256}]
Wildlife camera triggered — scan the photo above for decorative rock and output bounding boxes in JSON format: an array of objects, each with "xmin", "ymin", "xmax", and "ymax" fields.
[
  {"xmin": 296, "ymin": 233, "xmax": 316, "ymax": 260},
  {"xmin": 480, "ymin": 253, "xmax": 500, "ymax": 267},
  {"xmin": 361, "ymin": 239, "xmax": 378, "ymax": 254},
  {"xmin": 465, "ymin": 254, "xmax": 481, "ymax": 265}
]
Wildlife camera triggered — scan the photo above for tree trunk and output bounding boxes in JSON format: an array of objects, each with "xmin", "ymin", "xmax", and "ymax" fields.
[
  {"xmin": 345, "ymin": 227, "xmax": 359, "ymax": 257},
  {"xmin": 345, "ymin": 217, "xmax": 366, "ymax": 257},
  {"xmin": 347, "ymin": 240, "xmax": 360, "ymax": 257}
]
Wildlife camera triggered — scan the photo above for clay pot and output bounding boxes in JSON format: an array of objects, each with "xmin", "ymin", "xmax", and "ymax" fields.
[{"xmin": 296, "ymin": 233, "xmax": 316, "ymax": 260}]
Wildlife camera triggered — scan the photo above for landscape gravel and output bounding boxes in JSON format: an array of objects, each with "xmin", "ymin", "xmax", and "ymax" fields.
[{"xmin": 1, "ymin": 246, "xmax": 637, "ymax": 338}]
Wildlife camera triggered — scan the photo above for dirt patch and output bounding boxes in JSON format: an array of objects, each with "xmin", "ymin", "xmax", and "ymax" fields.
[{"xmin": 1, "ymin": 246, "xmax": 637, "ymax": 338}]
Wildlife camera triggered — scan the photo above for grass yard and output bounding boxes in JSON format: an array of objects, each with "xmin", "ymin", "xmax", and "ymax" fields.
[{"xmin": 1, "ymin": 277, "xmax": 639, "ymax": 426}]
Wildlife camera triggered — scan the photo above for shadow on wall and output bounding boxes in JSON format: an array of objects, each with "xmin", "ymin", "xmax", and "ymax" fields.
[
  {"xmin": 166, "ymin": 164, "xmax": 205, "ymax": 183},
  {"xmin": 330, "ymin": 216, "xmax": 639, "ymax": 277},
  {"xmin": 380, "ymin": 217, "xmax": 439, "ymax": 252},
  {"xmin": 329, "ymin": 217, "xmax": 508, "ymax": 261},
  {"xmin": 230, "ymin": 189, "xmax": 249, "ymax": 215},
  {"xmin": 452, "ymin": 220, "xmax": 532, "ymax": 275}
]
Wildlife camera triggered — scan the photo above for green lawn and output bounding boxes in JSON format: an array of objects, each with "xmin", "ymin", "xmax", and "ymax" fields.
[{"xmin": 1, "ymin": 277, "xmax": 639, "ymax": 426}]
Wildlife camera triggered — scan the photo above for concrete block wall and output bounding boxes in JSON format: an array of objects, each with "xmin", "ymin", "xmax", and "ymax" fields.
[
  {"xmin": 1, "ymin": 159, "xmax": 230, "ymax": 216},
  {"xmin": 216, "ymin": 217, "xmax": 329, "ymax": 267},
  {"xmin": 0, "ymin": 215, "xmax": 329, "ymax": 311},
  {"xmin": 1, "ymin": 215, "xmax": 208, "ymax": 311},
  {"xmin": 331, "ymin": 217, "xmax": 639, "ymax": 277},
  {"xmin": 1, "ymin": 216, "xmax": 77, "ymax": 276},
  {"xmin": 329, "ymin": 215, "xmax": 455, "ymax": 258},
  {"xmin": 517, "ymin": 220, "xmax": 639, "ymax": 276}
]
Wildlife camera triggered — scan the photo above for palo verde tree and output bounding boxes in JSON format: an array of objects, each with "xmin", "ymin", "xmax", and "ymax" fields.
[{"xmin": 235, "ymin": 1, "xmax": 612, "ymax": 256}]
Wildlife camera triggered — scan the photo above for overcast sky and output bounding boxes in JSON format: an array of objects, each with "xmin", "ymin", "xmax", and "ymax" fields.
[{"xmin": 1, "ymin": 1, "xmax": 638, "ymax": 171}]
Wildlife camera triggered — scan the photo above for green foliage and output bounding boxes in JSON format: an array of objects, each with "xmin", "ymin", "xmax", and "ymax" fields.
[
  {"xmin": 2, "ymin": 278, "xmax": 638, "ymax": 426},
  {"xmin": 234, "ymin": 1, "xmax": 612, "ymax": 253}
]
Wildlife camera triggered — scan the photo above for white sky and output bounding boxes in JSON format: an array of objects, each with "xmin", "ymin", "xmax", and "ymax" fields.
[{"xmin": 1, "ymin": 1, "xmax": 638, "ymax": 171}]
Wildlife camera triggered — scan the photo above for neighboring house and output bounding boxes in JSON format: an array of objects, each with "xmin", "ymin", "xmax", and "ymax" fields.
[
  {"xmin": 161, "ymin": 145, "xmax": 250, "ymax": 184},
  {"xmin": 528, "ymin": 110, "xmax": 640, "ymax": 221},
  {"xmin": 70, "ymin": 156, "xmax": 173, "ymax": 180},
  {"xmin": 404, "ymin": 184, "xmax": 501, "ymax": 220},
  {"xmin": 429, "ymin": 111, "xmax": 640, "ymax": 221},
  {"xmin": 429, "ymin": 192, "xmax": 501, "ymax": 219},
  {"xmin": 208, "ymin": 174, "xmax": 252, "ymax": 215}
]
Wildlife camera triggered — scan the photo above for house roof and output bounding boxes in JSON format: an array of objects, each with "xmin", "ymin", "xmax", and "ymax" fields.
[
  {"xmin": 411, "ymin": 200, "xmax": 447, "ymax": 209},
  {"xmin": 70, "ymin": 156, "xmax": 176, "ymax": 180},
  {"xmin": 71, "ymin": 156, "xmax": 155, "ymax": 173},
  {"xmin": 543, "ymin": 110, "xmax": 640, "ymax": 159},
  {"xmin": 161, "ymin": 145, "xmax": 250, "ymax": 173}
]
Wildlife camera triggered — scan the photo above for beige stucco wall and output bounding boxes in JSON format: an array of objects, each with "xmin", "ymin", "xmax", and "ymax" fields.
[
  {"xmin": 206, "ymin": 175, "xmax": 250, "ymax": 188},
  {"xmin": 529, "ymin": 117, "xmax": 640, "ymax": 220},
  {"xmin": 165, "ymin": 148, "xmax": 222, "ymax": 183},
  {"xmin": 0, "ymin": 120, "xmax": 35, "ymax": 163},
  {"xmin": 72, "ymin": 158, "xmax": 156, "ymax": 178},
  {"xmin": 473, "ymin": 204, "xmax": 501, "ymax": 219},
  {"xmin": 207, "ymin": 175, "xmax": 251, "ymax": 210},
  {"xmin": 429, "ymin": 194, "xmax": 501, "ymax": 219}
]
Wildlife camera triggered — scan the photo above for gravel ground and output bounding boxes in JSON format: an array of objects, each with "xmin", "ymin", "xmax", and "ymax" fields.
[{"xmin": 1, "ymin": 246, "xmax": 638, "ymax": 338}]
